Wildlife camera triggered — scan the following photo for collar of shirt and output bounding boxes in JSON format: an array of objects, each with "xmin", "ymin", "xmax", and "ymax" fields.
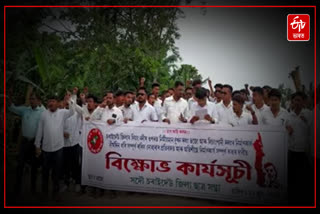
[{"xmin": 221, "ymin": 101, "xmax": 233, "ymax": 109}]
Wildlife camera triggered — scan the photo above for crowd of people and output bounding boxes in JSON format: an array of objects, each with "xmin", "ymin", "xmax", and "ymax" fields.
[{"xmin": 7, "ymin": 77, "xmax": 317, "ymax": 204}]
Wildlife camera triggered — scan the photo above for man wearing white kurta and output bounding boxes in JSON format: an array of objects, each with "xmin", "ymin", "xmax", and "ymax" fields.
[
  {"xmin": 162, "ymin": 81, "xmax": 189, "ymax": 124},
  {"xmin": 34, "ymin": 94, "xmax": 75, "ymax": 198}
]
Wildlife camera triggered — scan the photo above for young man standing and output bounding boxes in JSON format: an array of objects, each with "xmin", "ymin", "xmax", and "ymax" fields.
[
  {"xmin": 261, "ymin": 89, "xmax": 289, "ymax": 126},
  {"xmin": 162, "ymin": 81, "xmax": 189, "ymax": 124},
  {"xmin": 8, "ymin": 92, "xmax": 45, "ymax": 194},
  {"xmin": 100, "ymin": 92, "xmax": 123, "ymax": 125},
  {"xmin": 188, "ymin": 87, "xmax": 217, "ymax": 125},
  {"xmin": 119, "ymin": 91, "xmax": 134, "ymax": 123},
  {"xmin": 131, "ymin": 87, "xmax": 158, "ymax": 123},
  {"xmin": 225, "ymin": 95, "xmax": 257, "ymax": 126},
  {"xmin": 246, "ymin": 87, "xmax": 270, "ymax": 124},
  {"xmin": 34, "ymin": 93, "xmax": 75, "ymax": 200}
]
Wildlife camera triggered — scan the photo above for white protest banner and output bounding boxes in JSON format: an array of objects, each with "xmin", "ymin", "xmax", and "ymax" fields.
[{"xmin": 82, "ymin": 121, "xmax": 288, "ymax": 204}]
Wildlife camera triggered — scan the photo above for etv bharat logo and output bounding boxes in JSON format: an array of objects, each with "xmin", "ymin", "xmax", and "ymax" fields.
[
  {"xmin": 87, "ymin": 128, "xmax": 104, "ymax": 154},
  {"xmin": 287, "ymin": 14, "xmax": 310, "ymax": 41}
]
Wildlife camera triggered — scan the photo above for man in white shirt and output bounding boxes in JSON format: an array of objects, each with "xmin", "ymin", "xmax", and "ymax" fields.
[
  {"xmin": 246, "ymin": 87, "xmax": 270, "ymax": 124},
  {"xmin": 100, "ymin": 92, "xmax": 123, "ymax": 125},
  {"xmin": 131, "ymin": 87, "xmax": 158, "ymax": 123},
  {"xmin": 261, "ymin": 89, "xmax": 289, "ymax": 126},
  {"xmin": 151, "ymin": 83, "xmax": 163, "ymax": 119},
  {"xmin": 216, "ymin": 84, "xmax": 234, "ymax": 124},
  {"xmin": 224, "ymin": 94, "xmax": 257, "ymax": 126},
  {"xmin": 184, "ymin": 87, "xmax": 193, "ymax": 101},
  {"xmin": 162, "ymin": 81, "xmax": 189, "ymax": 124},
  {"xmin": 63, "ymin": 101, "xmax": 82, "ymax": 192},
  {"xmin": 211, "ymin": 83, "xmax": 223, "ymax": 104},
  {"xmin": 119, "ymin": 91, "xmax": 134, "ymax": 123},
  {"xmin": 34, "ymin": 93, "xmax": 75, "ymax": 199},
  {"xmin": 74, "ymin": 92, "xmax": 103, "ymax": 122},
  {"xmin": 188, "ymin": 79, "xmax": 202, "ymax": 110},
  {"xmin": 286, "ymin": 92, "xmax": 313, "ymax": 204},
  {"xmin": 189, "ymin": 87, "xmax": 218, "ymax": 124},
  {"xmin": 115, "ymin": 90, "xmax": 125, "ymax": 108},
  {"xmin": 8, "ymin": 92, "xmax": 45, "ymax": 194}
]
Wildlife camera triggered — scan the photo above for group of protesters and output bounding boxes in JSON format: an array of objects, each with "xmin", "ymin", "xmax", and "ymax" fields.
[{"xmin": 7, "ymin": 77, "xmax": 317, "ymax": 204}]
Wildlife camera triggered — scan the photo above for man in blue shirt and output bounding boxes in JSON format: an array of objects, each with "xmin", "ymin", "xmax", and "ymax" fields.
[{"xmin": 8, "ymin": 92, "xmax": 45, "ymax": 194}]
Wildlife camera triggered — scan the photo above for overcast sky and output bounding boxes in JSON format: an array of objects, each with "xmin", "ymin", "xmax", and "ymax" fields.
[{"xmin": 175, "ymin": 7, "xmax": 315, "ymax": 90}]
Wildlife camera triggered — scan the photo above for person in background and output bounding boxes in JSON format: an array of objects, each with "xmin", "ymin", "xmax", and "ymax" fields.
[
  {"xmin": 114, "ymin": 90, "xmax": 125, "ymax": 108},
  {"xmin": 62, "ymin": 99, "xmax": 82, "ymax": 193},
  {"xmin": 246, "ymin": 87, "xmax": 269, "ymax": 124},
  {"xmin": 160, "ymin": 90, "xmax": 171, "ymax": 107},
  {"xmin": 262, "ymin": 85, "xmax": 272, "ymax": 106},
  {"xmin": 151, "ymin": 83, "xmax": 163, "ymax": 119},
  {"xmin": 212, "ymin": 83, "xmax": 223, "ymax": 104},
  {"xmin": 148, "ymin": 93, "xmax": 156, "ymax": 106},
  {"xmin": 188, "ymin": 79, "xmax": 202, "ymax": 110},
  {"xmin": 184, "ymin": 87, "xmax": 193, "ymax": 101},
  {"xmin": 286, "ymin": 92, "xmax": 313, "ymax": 204},
  {"xmin": 189, "ymin": 87, "xmax": 218, "ymax": 124},
  {"xmin": 167, "ymin": 88, "xmax": 174, "ymax": 97},
  {"xmin": 240, "ymin": 89, "xmax": 251, "ymax": 105},
  {"xmin": 162, "ymin": 81, "xmax": 189, "ymax": 124},
  {"xmin": 34, "ymin": 93, "xmax": 75, "ymax": 201},
  {"xmin": 8, "ymin": 92, "xmax": 45, "ymax": 195},
  {"xmin": 261, "ymin": 89, "xmax": 289, "ymax": 126}
]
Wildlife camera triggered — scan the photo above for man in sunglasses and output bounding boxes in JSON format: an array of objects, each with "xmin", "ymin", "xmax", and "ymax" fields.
[{"xmin": 131, "ymin": 87, "xmax": 158, "ymax": 123}]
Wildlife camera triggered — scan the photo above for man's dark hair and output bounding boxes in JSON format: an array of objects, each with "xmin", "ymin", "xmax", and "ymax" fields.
[
  {"xmin": 168, "ymin": 88, "xmax": 174, "ymax": 91},
  {"xmin": 268, "ymin": 88, "xmax": 282, "ymax": 99},
  {"xmin": 262, "ymin": 85, "xmax": 272, "ymax": 90},
  {"xmin": 192, "ymin": 79, "xmax": 202, "ymax": 87},
  {"xmin": 252, "ymin": 87, "xmax": 264, "ymax": 96},
  {"xmin": 185, "ymin": 87, "xmax": 192, "ymax": 92},
  {"xmin": 30, "ymin": 92, "xmax": 41, "ymax": 100},
  {"xmin": 137, "ymin": 87, "xmax": 148, "ymax": 94},
  {"xmin": 232, "ymin": 90, "xmax": 241, "ymax": 97},
  {"xmin": 161, "ymin": 90, "xmax": 168, "ymax": 96},
  {"xmin": 240, "ymin": 89, "xmax": 247, "ymax": 94},
  {"xmin": 152, "ymin": 83, "xmax": 160, "ymax": 88},
  {"xmin": 86, "ymin": 94, "xmax": 98, "ymax": 103},
  {"xmin": 223, "ymin": 84, "xmax": 233, "ymax": 93},
  {"xmin": 148, "ymin": 93, "xmax": 155, "ymax": 99},
  {"xmin": 291, "ymin": 91, "xmax": 307, "ymax": 100},
  {"xmin": 104, "ymin": 91, "xmax": 114, "ymax": 97},
  {"xmin": 174, "ymin": 81, "xmax": 184, "ymax": 88},
  {"xmin": 47, "ymin": 94, "xmax": 59, "ymax": 101},
  {"xmin": 195, "ymin": 87, "xmax": 207, "ymax": 100},
  {"xmin": 124, "ymin": 91, "xmax": 134, "ymax": 96},
  {"xmin": 232, "ymin": 94, "xmax": 244, "ymax": 105},
  {"xmin": 115, "ymin": 90, "xmax": 124, "ymax": 97},
  {"xmin": 214, "ymin": 83, "xmax": 223, "ymax": 89}
]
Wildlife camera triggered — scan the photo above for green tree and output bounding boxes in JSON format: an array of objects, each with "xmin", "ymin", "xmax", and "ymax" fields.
[{"xmin": 171, "ymin": 64, "xmax": 202, "ymax": 86}]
